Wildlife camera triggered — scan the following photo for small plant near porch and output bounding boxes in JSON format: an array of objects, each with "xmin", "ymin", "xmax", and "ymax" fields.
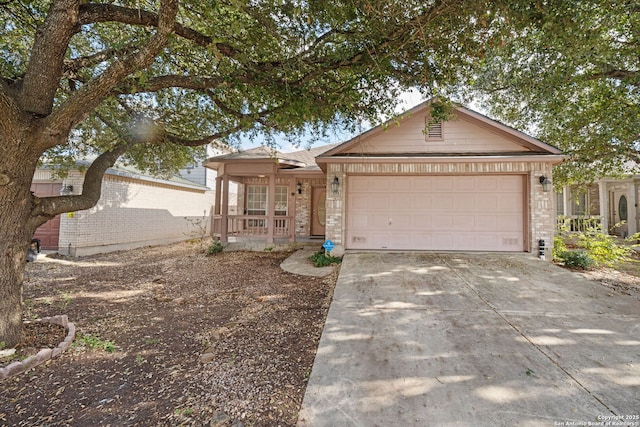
[
  {"xmin": 309, "ymin": 251, "xmax": 342, "ymax": 268},
  {"xmin": 554, "ymin": 222, "xmax": 639, "ymax": 269}
]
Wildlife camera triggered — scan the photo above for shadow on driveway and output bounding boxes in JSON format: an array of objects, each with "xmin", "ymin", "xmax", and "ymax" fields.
[{"xmin": 298, "ymin": 252, "xmax": 640, "ymax": 426}]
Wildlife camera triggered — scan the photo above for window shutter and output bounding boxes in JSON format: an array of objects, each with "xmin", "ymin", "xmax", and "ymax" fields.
[{"xmin": 425, "ymin": 119, "xmax": 443, "ymax": 140}]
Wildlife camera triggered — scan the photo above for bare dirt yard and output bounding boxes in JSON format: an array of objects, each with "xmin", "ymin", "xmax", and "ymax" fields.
[{"xmin": 0, "ymin": 242, "xmax": 337, "ymax": 426}]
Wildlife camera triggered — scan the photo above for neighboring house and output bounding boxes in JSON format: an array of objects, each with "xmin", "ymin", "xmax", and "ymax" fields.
[
  {"xmin": 556, "ymin": 178, "xmax": 639, "ymax": 237},
  {"xmin": 205, "ymin": 101, "xmax": 565, "ymax": 257},
  {"xmin": 178, "ymin": 143, "xmax": 239, "ymax": 214},
  {"xmin": 31, "ymin": 163, "xmax": 214, "ymax": 256}
]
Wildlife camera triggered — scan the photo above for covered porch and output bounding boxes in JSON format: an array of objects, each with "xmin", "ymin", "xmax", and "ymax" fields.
[
  {"xmin": 557, "ymin": 178, "xmax": 639, "ymax": 237},
  {"xmin": 204, "ymin": 145, "xmax": 334, "ymax": 244}
]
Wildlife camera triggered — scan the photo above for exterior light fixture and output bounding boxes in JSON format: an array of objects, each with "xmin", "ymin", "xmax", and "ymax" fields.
[
  {"xmin": 60, "ymin": 184, "xmax": 74, "ymax": 196},
  {"xmin": 297, "ymin": 182, "xmax": 302, "ymax": 194},
  {"xmin": 332, "ymin": 176, "xmax": 340, "ymax": 195},
  {"xmin": 539, "ymin": 176, "xmax": 552, "ymax": 193}
]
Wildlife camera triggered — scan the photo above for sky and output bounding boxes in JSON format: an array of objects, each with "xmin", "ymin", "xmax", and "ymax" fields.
[{"xmin": 239, "ymin": 89, "xmax": 429, "ymax": 152}]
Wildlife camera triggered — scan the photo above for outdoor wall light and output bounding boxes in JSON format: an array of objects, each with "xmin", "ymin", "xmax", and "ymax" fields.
[
  {"xmin": 539, "ymin": 176, "xmax": 552, "ymax": 193},
  {"xmin": 297, "ymin": 182, "xmax": 302, "ymax": 194},
  {"xmin": 60, "ymin": 184, "xmax": 74, "ymax": 196},
  {"xmin": 332, "ymin": 176, "xmax": 340, "ymax": 195}
]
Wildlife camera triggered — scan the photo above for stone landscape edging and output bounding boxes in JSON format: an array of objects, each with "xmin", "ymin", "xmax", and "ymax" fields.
[{"xmin": 0, "ymin": 315, "xmax": 76, "ymax": 381}]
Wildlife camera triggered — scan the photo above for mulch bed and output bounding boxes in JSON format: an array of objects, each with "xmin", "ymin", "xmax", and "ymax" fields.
[{"xmin": 0, "ymin": 242, "xmax": 337, "ymax": 426}]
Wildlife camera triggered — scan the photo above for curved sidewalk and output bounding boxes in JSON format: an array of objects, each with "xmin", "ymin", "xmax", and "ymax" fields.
[{"xmin": 280, "ymin": 249, "xmax": 336, "ymax": 277}]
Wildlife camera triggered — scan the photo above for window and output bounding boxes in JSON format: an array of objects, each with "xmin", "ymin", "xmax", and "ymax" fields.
[
  {"xmin": 275, "ymin": 186, "xmax": 288, "ymax": 216},
  {"xmin": 555, "ymin": 189, "xmax": 564, "ymax": 216},
  {"xmin": 247, "ymin": 185, "xmax": 267, "ymax": 215},
  {"xmin": 246, "ymin": 185, "xmax": 288, "ymax": 216},
  {"xmin": 572, "ymin": 192, "xmax": 588, "ymax": 216}
]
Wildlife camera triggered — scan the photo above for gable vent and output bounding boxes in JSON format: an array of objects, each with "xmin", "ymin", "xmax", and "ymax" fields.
[{"xmin": 425, "ymin": 120, "xmax": 443, "ymax": 140}]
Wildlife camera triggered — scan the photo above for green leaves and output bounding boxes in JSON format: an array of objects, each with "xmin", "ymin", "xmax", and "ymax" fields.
[{"xmin": 475, "ymin": 1, "xmax": 640, "ymax": 185}]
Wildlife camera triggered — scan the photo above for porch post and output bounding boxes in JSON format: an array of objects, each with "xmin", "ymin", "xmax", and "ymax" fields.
[
  {"xmin": 289, "ymin": 176, "xmax": 296, "ymax": 242},
  {"xmin": 267, "ymin": 173, "xmax": 276, "ymax": 243},
  {"xmin": 214, "ymin": 177, "xmax": 222, "ymax": 215},
  {"xmin": 221, "ymin": 174, "xmax": 229, "ymax": 242},
  {"xmin": 562, "ymin": 185, "xmax": 570, "ymax": 217},
  {"xmin": 629, "ymin": 180, "xmax": 638, "ymax": 235},
  {"xmin": 598, "ymin": 180, "xmax": 609, "ymax": 232}
]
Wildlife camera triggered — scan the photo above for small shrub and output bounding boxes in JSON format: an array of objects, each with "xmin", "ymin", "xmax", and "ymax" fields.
[
  {"xmin": 206, "ymin": 240, "xmax": 224, "ymax": 256},
  {"xmin": 552, "ymin": 235, "xmax": 567, "ymax": 262},
  {"xmin": 309, "ymin": 251, "xmax": 342, "ymax": 267},
  {"xmin": 576, "ymin": 227, "xmax": 631, "ymax": 267},
  {"xmin": 75, "ymin": 334, "xmax": 116, "ymax": 352},
  {"xmin": 558, "ymin": 250, "xmax": 594, "ymax": 270}
]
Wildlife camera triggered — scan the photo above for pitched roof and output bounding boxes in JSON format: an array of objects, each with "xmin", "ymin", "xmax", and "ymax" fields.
[
  {"xmin": 204, "ymin": 143, "xmax": 338, "ymax": 171},
  {"xmin": 318, "ymin": 101, "xmax": 563, "ymax": 158}
]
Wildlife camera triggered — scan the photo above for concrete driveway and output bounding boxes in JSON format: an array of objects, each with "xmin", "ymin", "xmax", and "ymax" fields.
[{"xmin": 297, "ymin": 253, "xmax": 640, "ymax": 426}]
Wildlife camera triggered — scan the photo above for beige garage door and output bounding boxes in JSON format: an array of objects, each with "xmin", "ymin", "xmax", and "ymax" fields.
[{"xmin": 347, "ymin": 175, "xmax": 525, "ymax": 251}]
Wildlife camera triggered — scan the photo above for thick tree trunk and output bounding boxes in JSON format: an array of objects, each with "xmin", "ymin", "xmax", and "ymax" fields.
[{"xmin": 0, "ymin": 137, "xmax": 41, "ymax": 348}]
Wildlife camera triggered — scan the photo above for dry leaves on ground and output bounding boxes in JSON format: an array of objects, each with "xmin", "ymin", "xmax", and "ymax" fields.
[{"xmin": 0, "ymin": 242, "xmax": 337, "ymax": 426}]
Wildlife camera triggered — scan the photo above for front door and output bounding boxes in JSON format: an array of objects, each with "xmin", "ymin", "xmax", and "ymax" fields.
[
  {"xmin": 610, "ymin": 191, "xmax": 629, "ymax": 236},
  {"xmin": 311, "ymin": 187, "xmax": 326, "ymax": 236}
]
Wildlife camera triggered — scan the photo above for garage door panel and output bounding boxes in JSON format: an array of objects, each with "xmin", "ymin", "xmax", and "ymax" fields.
[
  {"xmin": 347, "ymin": 175, "xmax": 525, "ymax": 252},
  {"xmin": 475, "ymin": 215, "xmax": 498, "ymax": 231},
  {"xmin": 497, "ymin": 195, "xmax": 523, "ymax": 211},
  {"xmin": 367, "ymin": 214, "xmax": 390, "ymax": 228},
  {"xmin": 435, "ymin": 195, "xmax": 455, "ymax": 210},
  {"xmin": 433, "ymin": 176, "xmax": 454, "ymax": 191},
  {"xmin": 349, "ymin": 213, "xmax": 369, "ymax": 228},
  {"xmin": 454, "ymin": 196, "xmax": 476, "ymax": 210},
  {"xmin": 497, "ymin": 215, "xmax": 523, "ymax": 231},
  {"xmin": 389, "ymin": 193, "xmax": 407, "ymax": 207},
  {"xmin": 413, "ymin": 196, "xmax": 433, "ymax": 210},
  {"xmin": 350, "ymin": 193, "xmax": 370, "ymax": 210},
  {"xmin": 452, "ymin": 176, "xmax": 476, "ymax": 190},
  {"xmin": 452, "ymin": 215, "xmax": 476, "ymax": 231},
  {"xmin": 476, "ymin": 195, "xmax": 499, "ymax": 211},
  {"xmin": 369, "ymin": 195, "xmax": 390, "ymax": 210},
  {"xmin": 411, "ymin": 215, "xmax": 432, "ymax": 229},
  {"xmin": 476, "ymin": 176, "xmax": 499, "ymax": 191}
]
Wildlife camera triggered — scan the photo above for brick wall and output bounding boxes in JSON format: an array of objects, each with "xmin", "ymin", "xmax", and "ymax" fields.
[{"xmin": 59, "ymin": 174, "xmax": 213, "ymax": 256}]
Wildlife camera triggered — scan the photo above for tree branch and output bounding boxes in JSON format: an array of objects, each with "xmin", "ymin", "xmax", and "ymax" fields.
[
  {"xmin": 78, "ymin": 3, "xmax": 237, "ymax": 57},
  {"xmin": 588, "ymin": 69, "xmax": 639, "ymax": 85},
  {"xmin": 28, "ymin": 143, "xmax": 132, "ymax": 227},
  {"xmin": 112, "ymin": 75, "xmax": 231, "ymax": 94},
  {"xmin": 43, "ymin": 0, "xmax": 179, "ymax": 143},
  {"xmin": 20, "ymin": 0, "xmax": 80, "ymax": 116},
  {"xmin": 63, "ymin": 44, "xmax": 140, "ymax": 76}
]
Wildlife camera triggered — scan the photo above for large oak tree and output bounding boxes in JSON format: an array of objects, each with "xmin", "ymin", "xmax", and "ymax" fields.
[
  {"xmin": 0, "ymin": 0, "xmax": 499, "ymax": 346},
  {"xmin": 475, "ymin": 0, "xmax": 639, "ymax": 184}
]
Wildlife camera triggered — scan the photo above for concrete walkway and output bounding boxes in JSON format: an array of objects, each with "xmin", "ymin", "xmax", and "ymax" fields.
[
  {"xmin": 280, "ymin": 249, "xmax": 336, "ymax": 277},
  {"xmin": 298, "ymin": 252, "xmax": 640, "ymax": 426}
]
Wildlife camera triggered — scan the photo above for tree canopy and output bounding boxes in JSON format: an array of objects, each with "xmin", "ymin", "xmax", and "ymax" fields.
[
  {"xmin": 1, "ymin": 0, "xmax": 497, "ymax": 178},
  {"xmin": 0, "ymin": 0, "xmax": 504, "ymax": 347},
  {"xmin": 475, "ymin": 0, "xmax": 640, "ymax": 185}
]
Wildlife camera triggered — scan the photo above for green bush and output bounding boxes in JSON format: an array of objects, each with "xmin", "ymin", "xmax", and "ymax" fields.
[
  {"xmin": 309, "ymin": 251, "xmax": 342, "ymax": 267},
  {"xmin": 576, "ymin": 227, "xmax": 631, "ymax": 267},
  {"xmin": 557, "ymin": 250, "xmax": 594, "ymax": 270},
  {"xmin": 206, "ymin": 240, "xmax": 224, "ymax": 256},
  {"xmin": 552, "ymin": 235, "xmax": 567, "ymax": 262}
]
